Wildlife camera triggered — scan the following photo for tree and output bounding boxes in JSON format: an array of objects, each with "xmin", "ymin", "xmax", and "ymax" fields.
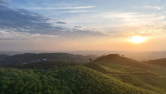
[{"xmin": 89, "ymin": 59, "xmax": 92, "ymax": 62}]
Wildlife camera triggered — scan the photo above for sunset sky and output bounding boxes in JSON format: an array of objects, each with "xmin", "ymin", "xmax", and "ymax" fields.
[{"xmin": 1, "ymin": 0, "xmax": 166, "ymax": 51}]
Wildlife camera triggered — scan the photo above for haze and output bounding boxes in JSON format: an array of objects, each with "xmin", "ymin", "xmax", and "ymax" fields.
[{"xmin": 1, "ymin": 0, "xmax": 166, "ymax": 51}]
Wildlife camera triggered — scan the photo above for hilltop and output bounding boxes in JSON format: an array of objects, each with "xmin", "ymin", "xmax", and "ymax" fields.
[{"xmin": 94, "ymin": 54, "xmax": 166, "ymax": 75}]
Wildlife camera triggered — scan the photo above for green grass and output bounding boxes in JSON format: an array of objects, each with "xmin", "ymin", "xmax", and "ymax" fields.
[
  {"xmin": 83, "ymin": 62, "xmax": 122, "ymax": 74},
  {"xmin": 91, "ymin": 61, "xmax": 166, "ymax": 94},
  {"xmin": 98, "ymin": 62, "xmax": 159, "ymax": 75},
  {"xmin": 109, "ymin": 75, "xmax": 166, "ymax": 94},
  {"xmin": 95, "ymin": 56, "xmax": 166, "ymax": 75}
]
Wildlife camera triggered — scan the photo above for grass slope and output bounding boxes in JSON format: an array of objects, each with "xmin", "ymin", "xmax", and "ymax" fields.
[
  {"xmin": 94, "ymin": 55, "xmax": 166, "ymax": 75},
  {"xmin": 83, "ymin": 62, "xmax": 122, "ymax": 74},
  {"xmin": 98, "ymin": 62, "xmax": 158, "ymax": 76},
  {"xmin": 89, "ymin": 62, "xmax": 166, "ymax": 94},
  {"xmin": 110, "ymin": 75, "xmax": 166, "ymax": 94}
]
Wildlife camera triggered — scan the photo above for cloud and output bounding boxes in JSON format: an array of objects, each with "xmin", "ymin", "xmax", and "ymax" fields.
[
  {"xmin": 0, "ymin": 0, "xmax": 9, "ymax": 5},
  {"xmin": 143, "ymin": 6, "xmax": 162, "ymax": 10},
  {"xmin": 103, "ymin": 25, "xmax": 166, "ymax": 38},
  {"xmin": 0, "ymin": 29, "xmax": 60, "ymax": 41},
  {"xmin": 23, "ymin": 6, "xmax": 95, "ymax": 10},
  {"xmin": 74, "ymin": 26, "xmax": 82, "ymax": 28},
  {"xmin": 128, "ymin": 31, "xmax": 153, "ymax": 37},
  {"xmin": 56, "ymin": 10, "xmax": 90, "ymax": 13},
  {"xmin": 0, "ymin": 1, "xmax": 106, "ymax": 38},
  {"xmin": 56, "ymin": 21, "xmax": 67, "ymax": 24}
]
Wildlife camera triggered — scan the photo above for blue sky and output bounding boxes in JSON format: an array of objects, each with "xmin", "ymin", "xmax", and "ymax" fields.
[{"xmin": 0, "ymin": 0, "xmax": 166, "ymax": 51}]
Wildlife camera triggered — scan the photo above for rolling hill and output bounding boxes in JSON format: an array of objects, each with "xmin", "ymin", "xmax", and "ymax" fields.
[
  {"xmin": 0, "ymin": 53, "xmax": 166, "ymax": 94},
  {"xmin": 94, "ymin": 54, "xmax": 166, "ymax": 76},
  {"xmin": 145, "ymin": 58, "xmax": 166, "ymax": 68},
  {"xmin": 83, "ymin": 62, "xmax": 166, "ymax": 94},
  {"xmin": 0, "ymin": 66, "xmax": 160, "ymax": 94}
]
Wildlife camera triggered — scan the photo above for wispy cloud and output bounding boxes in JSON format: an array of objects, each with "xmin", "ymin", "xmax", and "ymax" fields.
[
  {"xmin": 0, "ymin": 1, "xmax": 106, "ymax": 39},
  {"xmin": 56, "ymin": 21, "xmax": 67, "ymax": 24},
  {"xmin": 0, "ymin": 29, "xmax": 59, "ymax": 41},
  {"xmin": 107, "ymin": 27, "xmax": 164, "ymax": 38},
  {"xmin": 104, "ymin": 12, "xmax": 155, "ymax": 18},
  {"xmin": 23, "ymin": 6, "xmax": 95, "ymax": 10},
  {"xmin": 143, "ymin": 6, "xmax": 163, "ymax": 10},
  {"xmin": 56, "ymin": 10, "xmax": 90, "ymax": 13},
  {"xmin": 102, "ymin": 12, "xmax": 166, "ymax": 26}
]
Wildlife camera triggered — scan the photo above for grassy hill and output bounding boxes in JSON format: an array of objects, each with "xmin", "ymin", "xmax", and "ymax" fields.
[
  {"xmin": 94, "ymin": 54, "xmax": 166, "ymax": 76},
  {"xmin": 94, "ymin": 62, "xmax": 166, "ymax": 94},
  {"xmin": 87, "ymin": 54, "xmax": 166, "ymax": 94},
  {"xmin": 0, "ymin": 66, "xmax": 159, "ymax": 94},
  {"xmin": 0, "ymin": 53, "xmax": 166, "ymax": 94},
  {"xmin": 82, "ymin": 62, "xmax": 155, "ymax": 75},
  {"xmin": 83, "ymin": 62, "xmax": 114, "ymax": 74},
  {"xmin": 82, "ymin": 62, "xmax": 166, "ymax": 93}
]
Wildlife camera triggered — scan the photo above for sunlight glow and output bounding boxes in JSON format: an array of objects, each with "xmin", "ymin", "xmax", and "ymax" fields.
[{"xmin": 129, "ymin": 36, "xmax": 146, "ymax": 43}]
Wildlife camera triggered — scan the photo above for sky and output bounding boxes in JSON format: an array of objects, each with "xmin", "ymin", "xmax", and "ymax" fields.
[{"xmin": 1, "ymin": 0, "xmax": 166, "ymax": 51}]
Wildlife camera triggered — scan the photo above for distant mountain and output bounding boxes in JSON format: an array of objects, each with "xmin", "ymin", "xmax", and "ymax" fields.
[
  {"xmin": 0, "ymin": 53, "xmax": 97, "ymax": 67},
  {"xmin": 144, "ymin": 58, "xmax": 166, "ymax": 68},
  {"xmin": 0, "ymin": 51, "xmax": 23, "ymax": 55},
  {"xmin": 0, "ymin": 54, "xmax": 9, "ymax": 59},
  {"xmin": 124, "ymin": 51, "xmax": 166, "ymax": 61},
  {"xmin": 2, "ymin": 50, "xmax": 166, "ymax": 61}
]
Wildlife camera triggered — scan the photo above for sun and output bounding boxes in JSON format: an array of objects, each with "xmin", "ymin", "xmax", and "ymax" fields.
[{"xmin": 129, "ymin": 36, "xmax": 146, "ymax": 43}]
